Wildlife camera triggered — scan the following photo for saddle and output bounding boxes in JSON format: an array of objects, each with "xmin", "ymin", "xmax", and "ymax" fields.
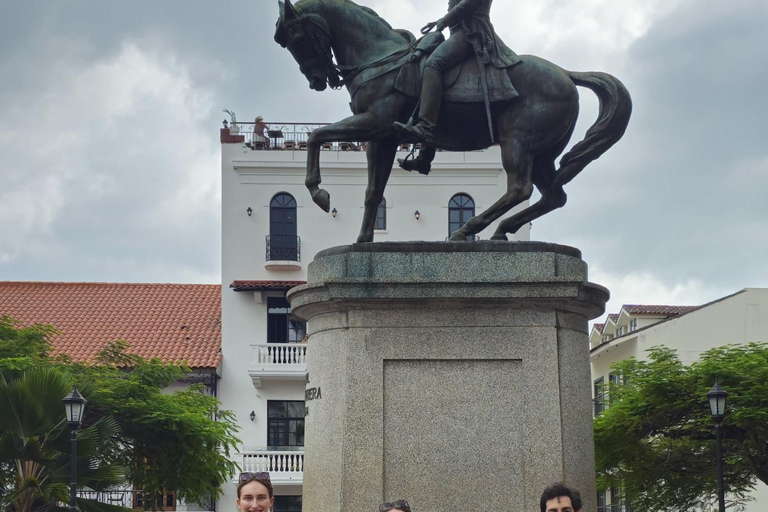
[{"xmin": 394, "ymin": 31, "xmax": 519, "ymax": 103}]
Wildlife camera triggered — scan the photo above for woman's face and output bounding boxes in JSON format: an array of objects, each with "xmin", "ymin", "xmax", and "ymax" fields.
[{"xmin": 237, "ymin": 480, "xmax": 274, "ymax": 512}]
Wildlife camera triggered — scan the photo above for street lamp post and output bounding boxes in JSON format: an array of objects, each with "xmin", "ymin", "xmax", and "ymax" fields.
[
  {"xmin": 707, "ymin": 380, "xmax": 728, "ymax": 512},
  {"xmin": 63, "ymin": 387, "xmax": 87, "ymax": 512}
]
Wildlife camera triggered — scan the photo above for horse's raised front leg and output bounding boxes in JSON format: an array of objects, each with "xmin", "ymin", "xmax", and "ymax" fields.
[
  {"xmin": 305, "ymin": 112, "xmax": 389, "ymax": 212},
  {"xmin": 357, "ymin": 138, "xmax": 397, "ymax": 243},
  {"xmin": 449, "ymin": 139, "xmax": 534, "ymax": 241}
]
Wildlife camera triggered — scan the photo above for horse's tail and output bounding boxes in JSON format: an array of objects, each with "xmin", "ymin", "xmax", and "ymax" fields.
[{"xmin": 553, "ymin": 71, "xmax": 632, "ymax": 188}]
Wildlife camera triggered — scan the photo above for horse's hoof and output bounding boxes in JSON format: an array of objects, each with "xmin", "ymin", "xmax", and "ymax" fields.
[
  {"xmin": 356, "ymin": 234, "xmax": 373, "ymax": 243},
  {"xmin": 449, "ymin": 232, "xmax": 469, "ymax": 241},
  {"xmin": 490, "ymin": 233, "xmax": 509, "ymax": 241},
  {"xmin": 312, "ymin": 189, "xmax": 331, "ymax": 212}
]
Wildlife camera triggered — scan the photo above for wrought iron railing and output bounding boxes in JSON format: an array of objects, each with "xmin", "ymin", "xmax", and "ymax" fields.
[
  {"xmin": 233, "ymin": 121, "xmax": 371, "ymax": 151},
  {"xmin": 597, "ymin": 505, "xmax": 630, "ymax": 512},
  {"xmin": 594, "ymin": 393, "xmax": 607, "ymax": 417},
  {"xmin": 265, "ymin": 235, "xmax": 301, "ymax": 262},
  {"xmin": 76, "ymin": 489, "xmax": 217, "ymax": 511}
]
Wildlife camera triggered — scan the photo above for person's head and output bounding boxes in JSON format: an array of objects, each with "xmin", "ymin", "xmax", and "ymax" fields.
[
  {"xmin": 237, "ymin": 472, "xmax": 274, "ymax": 512},
  {"xmin": 379, "ymin": 499, "xmax": 411, "ymax": 512},
  {"xmin": 540, "ymin": 483, "xmax": 582, "ymax": 512}
]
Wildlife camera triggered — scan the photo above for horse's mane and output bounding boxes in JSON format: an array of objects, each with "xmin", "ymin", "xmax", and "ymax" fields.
[
  {"xmin": 351, "ymin": 2, "xmax": 393, "ymax": 30},
  {"xmin": 278, "ymin": 0, "xmax": 414, "ymax": 45}
]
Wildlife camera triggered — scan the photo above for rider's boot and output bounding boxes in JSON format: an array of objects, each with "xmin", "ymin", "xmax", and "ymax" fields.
[
  {"xmin": 397, "ymin": 145, "xmax": 437, "ymax": 175},
  {"xmin": 394, "ymin": 67, "xmax": 442, "ymax": 145},
  {"xmin": 397, "ymin": 155, "xmax": 431, "ymax": 175}
]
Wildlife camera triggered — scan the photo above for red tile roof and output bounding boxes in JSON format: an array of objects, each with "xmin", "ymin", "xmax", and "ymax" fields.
[
  {"xmin": 0, "ymin": 282, "xmax": 221, "ymax": 369},
  {"xmin": 230, "ymin": 280, "xmax": 306, "ymax": 291},
  {"xmin": 622, "ymin": 305, "xmax": 699, "ymax": 316}
]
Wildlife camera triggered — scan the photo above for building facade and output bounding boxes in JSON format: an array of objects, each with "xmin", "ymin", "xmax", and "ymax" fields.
[
  {"xmin": 590, "ymin": 288, "xmax": 768, "ymax": 512},
  {"xmin": 218, "ymin": 122, "xmax": 531, "ymax": 512}
]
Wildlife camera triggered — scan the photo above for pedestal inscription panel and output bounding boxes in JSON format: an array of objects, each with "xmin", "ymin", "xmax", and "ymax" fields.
[{"xmin": 384, "ymin": 359, "xmax": 523, "ymax": 511}]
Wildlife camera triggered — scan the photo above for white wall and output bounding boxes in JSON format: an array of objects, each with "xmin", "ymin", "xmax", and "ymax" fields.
[{"xmin": 219, "ymin": 143, "xmax": 531, "ymax": 509}]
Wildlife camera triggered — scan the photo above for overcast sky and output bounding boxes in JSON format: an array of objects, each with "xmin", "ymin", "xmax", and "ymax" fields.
[{"xmin": 1, "ymin": 0, "xmax": 766, "ymax": 320}]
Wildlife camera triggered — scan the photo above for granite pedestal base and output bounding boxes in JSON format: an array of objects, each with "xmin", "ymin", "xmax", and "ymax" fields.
[{"xmin": 288, "ymin": 242, "xmax": 608, "ymax": 512}]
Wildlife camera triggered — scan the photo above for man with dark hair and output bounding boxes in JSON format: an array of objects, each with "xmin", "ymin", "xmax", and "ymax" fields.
[{"xmin": 540, "ymin": 483, "xmax": 583, "ymax": 512}]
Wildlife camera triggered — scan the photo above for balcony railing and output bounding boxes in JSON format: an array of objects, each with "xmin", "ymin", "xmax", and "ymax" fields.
[
  {"xmin": 248, "ymin": 343, "xmax": 307, "ymax": 388},
  {"xmin": 233, "ymin": 121, "xmax": 371, "ymax": 151},
  {"xmin": 77, "ymin": 490, "xmax": 214, "ymax": 512},
  {"xmin": 265, "ymin": 235, "xmax": 300, "ymax": 262},
  {"xmin": 241, "ymin": 450, "xmax": 304, "ymax": 485}
]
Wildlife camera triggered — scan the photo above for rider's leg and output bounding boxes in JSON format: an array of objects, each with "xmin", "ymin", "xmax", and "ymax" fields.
[{"xmin": 394, "ymin": 31, "xmax": 472, "ymax": 143}]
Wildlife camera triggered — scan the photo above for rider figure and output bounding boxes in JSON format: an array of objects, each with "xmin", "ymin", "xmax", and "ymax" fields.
[{"xmin": 394, "ymin": 0, "xmax": 518, "ymax": 172}]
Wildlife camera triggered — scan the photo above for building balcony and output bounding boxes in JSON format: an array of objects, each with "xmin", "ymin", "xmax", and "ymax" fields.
[
  {"xmin": 241, "ymin": 450, "xmax": 304, "ymax": 485},
  {"xmin": 247, "ymin": 343, "xmax": 307, "ymax": 388},
  {"xmin": 265, "ymin": 235, "xmax": 301, "ymax": 271}
]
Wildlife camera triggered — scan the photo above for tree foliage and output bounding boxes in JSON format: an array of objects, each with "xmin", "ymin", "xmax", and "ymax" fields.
[
  {"xmin": 0, "ymin": 369, "xmax": 127, "ymax": 512},
  {"xmin": 0, "ymin": 318, "xmax": 239, "ymax": 511},
  {"xmin": 595, "ymin": 343, "xmax": 768, "ymax": 512}
]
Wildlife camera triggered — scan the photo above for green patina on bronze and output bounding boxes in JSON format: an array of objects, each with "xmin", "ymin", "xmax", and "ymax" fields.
[{"xmin": 274, "ymin": 0, "xmax": 632, "ymax": 243}]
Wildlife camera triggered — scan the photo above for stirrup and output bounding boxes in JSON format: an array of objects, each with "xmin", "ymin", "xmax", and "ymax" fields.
[{"xmin": 397, "ymin": 155, "xmax": 431, "ymax": 176}]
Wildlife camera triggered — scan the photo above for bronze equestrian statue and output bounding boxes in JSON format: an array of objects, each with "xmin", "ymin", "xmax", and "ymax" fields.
[{"xmin": 274, "ymin": 0, "xmax": 632, "ymax": 243}]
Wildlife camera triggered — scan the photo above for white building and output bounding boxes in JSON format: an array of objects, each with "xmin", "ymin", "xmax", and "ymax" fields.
[
  {"xmin": 590, "ymin": 288, "xmax": 768, "ymax": 512},
  {"xmin": 217, "ymin": 121, "xmax": 531, "ymax": 512}
]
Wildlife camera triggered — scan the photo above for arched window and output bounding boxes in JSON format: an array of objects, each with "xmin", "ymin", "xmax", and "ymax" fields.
[
  {"xmin": 448, "ymin": 193, "xmax": 475, "ymax": 239},
  {"xmin": 375, "ymin": 197, "xmax": 386, "ymax": 230},
  {"xmin": 269, "ymin": 193, "xmax": 298, "ymax": 261}
]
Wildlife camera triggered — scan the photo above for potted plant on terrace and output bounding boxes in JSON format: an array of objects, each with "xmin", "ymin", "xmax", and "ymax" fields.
[{"xmin": 223, "ymin": 109, "xmax": 239, "ymax": 135}]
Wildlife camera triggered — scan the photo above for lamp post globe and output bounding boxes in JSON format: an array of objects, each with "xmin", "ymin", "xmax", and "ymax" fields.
[
  {"xmin": 707, "ymin": 381, "xmax": 727, "ymax": 423},
  {"xmin": 707, "ymin": 380, "xmax": 728, "ymax": 512},
  {"xmin": 63, "ymin": 386, "xmax": 87, "ymax": 512}
]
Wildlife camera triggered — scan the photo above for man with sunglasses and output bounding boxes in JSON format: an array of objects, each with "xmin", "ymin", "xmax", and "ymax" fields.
[
  {"xmin": 540, "ymin": 483, "xmax": 582, "ymax": 512},
  {"xmin": 378, "ymin": 499, "xmax": 410, "ymax": 512}
]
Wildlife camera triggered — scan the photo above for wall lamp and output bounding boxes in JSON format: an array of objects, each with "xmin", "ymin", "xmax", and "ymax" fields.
[
  {"xmin": 223, "ymin": 119, "xmax": 229, "ymax": 129},
  {"xmin": 250, "ymin": 410, "xmax": 256, "ymax": 421},
  {"xmin": 414, "ymin": 210, "xmax": 420, "ymax": 220},
  {"xmin": 332, "ymin": 208, "xmax": 338, "ymax": 218},
  {"xmin": 247, "ymin": 207, "xmax": 253, "ymax": 217}
]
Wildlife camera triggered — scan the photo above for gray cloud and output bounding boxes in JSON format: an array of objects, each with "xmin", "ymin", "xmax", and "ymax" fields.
[{"xmin": 1, "ymin": 0, "xmax": 766, "ymax": 318}]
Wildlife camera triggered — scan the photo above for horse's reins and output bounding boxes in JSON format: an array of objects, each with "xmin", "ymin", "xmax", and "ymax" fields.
[{"xmin": 285, "ymin": 15, "xmax": 418, "ymax": 91}]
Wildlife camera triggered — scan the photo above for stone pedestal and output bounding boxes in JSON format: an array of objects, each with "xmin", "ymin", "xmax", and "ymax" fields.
[{"xmin": 288, "ymin": 242, "xmax": 608, "ymax": 512}]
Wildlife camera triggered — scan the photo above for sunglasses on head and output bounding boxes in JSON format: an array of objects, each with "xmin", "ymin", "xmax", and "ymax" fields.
[
  {"xmin": 239, "ymin": 472, "xmax": 270, "ymax": 483},
  {"xmin": 379, "ymin": 500, "xmax": 410, "ymax": 512}
]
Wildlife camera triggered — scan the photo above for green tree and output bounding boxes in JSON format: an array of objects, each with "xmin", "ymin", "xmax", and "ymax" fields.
[
  {"xmin": 0, "ymin": 319, "xmax": 239, "ymax": 510},
  {"xmin": 595, "ymin": 343, "xmax": 768, "ymax": 512},
  {"xmin": 0, "ymin": 369, "xmax": 127, "ymax": 512}
]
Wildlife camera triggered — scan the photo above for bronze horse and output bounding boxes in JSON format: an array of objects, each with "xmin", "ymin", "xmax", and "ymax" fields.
[{"xmin": 274, "ymin": 0, "xmax": 631, "ymax": 242}]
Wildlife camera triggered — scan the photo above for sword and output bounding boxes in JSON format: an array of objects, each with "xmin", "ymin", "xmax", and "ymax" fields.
[{"xmin": 467, "ymin": 32, "xmax": 495, "ymax": 144}]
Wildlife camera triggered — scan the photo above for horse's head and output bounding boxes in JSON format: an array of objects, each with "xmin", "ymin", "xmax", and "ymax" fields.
[{"xmin": 274, "ymin": 0, "xmax": 339, "ymax": 92}]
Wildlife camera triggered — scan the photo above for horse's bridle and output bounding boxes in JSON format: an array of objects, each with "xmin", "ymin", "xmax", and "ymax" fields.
[
  {"xmin": 283, "ymin": 16, "xmax": 343, "ymax": 89},
  {"xmin": 280, "ymin": 13, "xmax": 417, "ymax": 92}
]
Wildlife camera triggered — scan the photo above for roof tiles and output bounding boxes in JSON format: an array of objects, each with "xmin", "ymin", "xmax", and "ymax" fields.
[
  {"xmin": 622, "ymin": 305, "xmax": 699, "ymax": 316},
  {"xmin": 0, "ymin": 282, "xmax": 221, "ymax": 369},
  {"xmin": 230, "ymin": 280, "xmax": 306, "ymax": 291}
]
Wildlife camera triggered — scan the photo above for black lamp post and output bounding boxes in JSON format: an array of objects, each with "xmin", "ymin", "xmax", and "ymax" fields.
[
  {"xmin": 63, "ymin": 387, "xmax": 87, "ymax": 512},
  {"xmin": 707, "ymin": 380, "xmax": 728, "ymax": 512}
]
